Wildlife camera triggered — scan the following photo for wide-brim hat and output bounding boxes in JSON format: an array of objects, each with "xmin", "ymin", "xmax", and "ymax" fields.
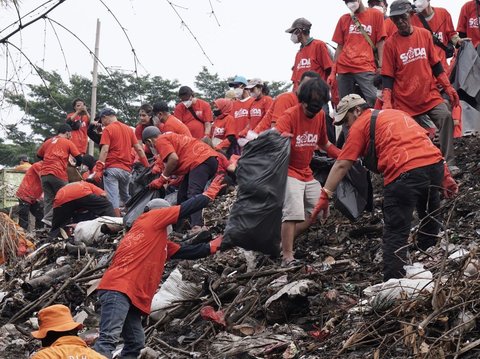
[{"xmin": 31, "ymin": 304, "xmax": 83, "ymax": 339}]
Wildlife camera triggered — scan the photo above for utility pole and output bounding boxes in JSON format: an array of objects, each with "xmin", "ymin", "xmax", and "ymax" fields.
[{"xmin": 88, "ymin": 19, "xmax": 101, "ymax": 155}]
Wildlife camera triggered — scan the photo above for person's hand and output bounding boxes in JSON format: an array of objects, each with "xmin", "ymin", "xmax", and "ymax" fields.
[
  {"xmin": 148, "ymin": 175, "xmax": 169, "ymax": 189},
  {"xmin": 209, "ymin": 235, "xmax": 223, "ymax": 254},
  {"xmin": 443, "ymin": 165, "xmax": 458, "ymax": 199},
  {"xmin": 151, "ymin": 162, "xmax": 163, "ymax": 175},
  {"xmin": 327, "ymin": 67, "xmax": 337, "ymax": 88},
  {"xmin": 457, "ymin": 37, "xmax": 471, "ymax": 46},
  {"xmin": 92, "ymin": 161, "xmax": 105, "ymax": 184},
  {"xmin": 310, "ymin": 189, "xmax": 331, "ymax": 222},
  {"xmin": 382, "ymin": 88, "xmax": 393, "ymax": 109},
  {"xmin": 203, "ymin": 175, "xmax": 226, "ymax": 200}
]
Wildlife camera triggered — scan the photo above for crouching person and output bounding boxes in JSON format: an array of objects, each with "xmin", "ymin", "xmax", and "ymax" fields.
[
  {"xmin": 31, "ymin": 304, "xmax": 106, "ymax": 359},
  {"xmin": 312, "ymin": 94, "xmax": 458, "ymax": 281},
  {"xmin": 93, "ymin": 176, "xmax": 225, "ymax": 359}
]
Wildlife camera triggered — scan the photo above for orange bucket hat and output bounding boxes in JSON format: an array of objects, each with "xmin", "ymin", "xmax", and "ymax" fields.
[{"xmin": 31, "ymin": 304, "xmax": 83, "ymax": 339}]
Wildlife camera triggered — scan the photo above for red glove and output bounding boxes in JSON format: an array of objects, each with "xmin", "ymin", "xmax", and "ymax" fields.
[
  {"xmin": 326, "ymin": 144, "xmax": 341, "ymax": 159},
  {"xmin": 148, "ymin": 175, "xmax": 169, "ymax": 189},
  {"xmin": 139, "ymin": 156, "xmax": 149, "ymax": 168},
  {"xmin": 209, "ymin": 235, "xmax": 223, "ymax": 254},
  {"xmin": 92, "ymin": 161, "xmax": 105, "ymax": 184},
  {"xmin": 382, "ymin": 88, "xmax": 393, "ymax": 109},
  {"xmin": 442, "ymin": 164, "xmax": 458, "ymax": 199},
  {"xmin": 280, "ymin": 132, "xmax": 294, "ymax": 138},
  {"xmin": 203, "ymin": 175, "xmax": 226, "ymax": 200},
  {"xmin": 437, "ymin": 72, "xmax": 460, "ymax": 108},
  {"xmin": 151, "ymin": 162, "xmax": 164, "ymax": 175},
  {"xmin": 311, "ymin": 189, "xmax": 331, "ymax": 222}
]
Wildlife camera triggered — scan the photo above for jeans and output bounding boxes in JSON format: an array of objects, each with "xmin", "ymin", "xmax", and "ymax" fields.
[
  {"xmin": 337, "ymin": 71, "xmax": 377, "ymax": 107},
  {"xmin": 93, "ymin": 290, "xmax": 145, "ymax": 359},
  {"xmin": 17, "ymin": 200, "xmax": 44, "ymax": 230},
  {"xmin": 103, "ymin": 168, "xmax": 131, "ymax": 209},
  {"xmin": 41, "ymin": 175, "xmax": 67, "ymax": 224},
  {"xmin": 382, "ymin": 161, "xmax": 443, "ymax": 281}
]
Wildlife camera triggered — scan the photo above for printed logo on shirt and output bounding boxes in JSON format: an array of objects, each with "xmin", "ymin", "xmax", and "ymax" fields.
[
  {"xmin": 195, "ymin": 111, "xmax": 203, "ymax": 117},
  {"xmin": 213, "ymin": 127, "xmax": 225, "ymax": 137},
  {"xmin": 296, "ymin": 58, "xmax": 312, "ymax": 70},
  {"xmin": 250, "ymin": 108, "xmax": 262, "ymax": 117},
  {"xmin": 349, "ymin": 24, "xmax": 373, "ymax": 35},
  {"xmin": 295, "ymin": 132, "xmax": 318, "ymax": 148},
  {"xmin": 234, "ymin": 109, "xmax": 249, "ymax": 119},
  {"xmin": 469, "ymin": 17, "xmax": 479, "ymax": 28},
  {"xmin": 399, "ymin": 47, "xmax": 427, "ymax": 65}
]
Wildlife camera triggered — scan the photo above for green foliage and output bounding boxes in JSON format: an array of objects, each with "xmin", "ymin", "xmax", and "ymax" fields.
[
  {"xmin": 194, "ymin": 66, "xmax": 229, "ymax": 104},
  {"xmin": 266, "ymin": 81, "xmax": 291, "ymax": 98}
]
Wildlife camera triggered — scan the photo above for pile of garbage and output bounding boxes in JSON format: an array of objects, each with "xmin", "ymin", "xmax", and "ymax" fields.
[{"xmin": 0, "ymin": 135, "xmax": 480, "ymax": 358}]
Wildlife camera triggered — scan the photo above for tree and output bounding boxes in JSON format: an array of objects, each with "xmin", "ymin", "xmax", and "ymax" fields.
[
  {"xmin": 266, "ymin": 81, "xmax": 291, "ymax": 98},
  {"xmin": 194, "ymin": 66, "xmax": 229, "ymax": 104}
]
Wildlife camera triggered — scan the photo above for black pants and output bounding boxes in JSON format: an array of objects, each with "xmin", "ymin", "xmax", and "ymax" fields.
[
  {"xmin": 177, "ymin": 157, "xmax": 218, "ymax": 227},
  {"xmin": 18, "ymin": 200, "xmax": 44, "ymax": 230},
  {"xmin": 382, "ymin": 161, "xmax": 443, "ymax": 281},
  {"xmin": 51, "ymin": 194, "xmax": 115, "ymax": 232}
]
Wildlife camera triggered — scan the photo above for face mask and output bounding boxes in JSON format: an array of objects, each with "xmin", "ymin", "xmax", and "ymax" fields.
[
  {"xmin": 234, "ymin": 88, "xmax": 244, "ymax": 99},
  {"xmin": 213, "ymin": 109, "xmax": 222, "ymax": 117},
  {"xmin": 414, "ymin": 0, "xmax": 428, "ymax": 12},
  {"xmin": 347, "ymin": 1, "xmax": 360, "ymax": 13},
  {"xmin": 183, "ymin": 100, "xmax": 193, "ymax": 108},
  {"xmin": 290, "ymin": 33, "xmax": 300, "ymax": 44},
  {"xmin": 305, "ymin": 102, "xmax": 323, "ymax": 118},
  {"xmin": 250, "ymin": 88, "xmax": 260, "ymax": 99}
]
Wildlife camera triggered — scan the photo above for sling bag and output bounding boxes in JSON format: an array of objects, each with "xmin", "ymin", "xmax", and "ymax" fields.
[
  {"xmin": 187, "ymin": 106, "xmax": 205, "ymax": 125},
  {"xmin": 416, "ymin": 13, "xmax": 455, "ymax": 59},
  {"xmin": 363, "ymin": 109, "xmax": 380, "ymax": 174},
  {"xmin": 350, "ymin": 14, "xmax": 380, "ymax": 68}
]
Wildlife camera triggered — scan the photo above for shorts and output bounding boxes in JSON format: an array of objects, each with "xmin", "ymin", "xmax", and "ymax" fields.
[{"xmin": 282, "ymin": 177, "xmax": 321, "ymax": 222}]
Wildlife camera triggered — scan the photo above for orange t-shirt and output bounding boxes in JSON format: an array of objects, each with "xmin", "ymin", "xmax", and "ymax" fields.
[
  {"xmin": 31, "ymin": 336, "xmax": 107, "ymax": 359},
  {"xmin": 66, "ymin": 113, "xmax": 89, "ymax": 154},
  {"xmin": 385, "ymin": 17, "xmax": 397, "ymax": 39},
  {"xmin": 275, "ymin": 104, "xmax": 328, "ymax": 182},
  {"xmin": 411, "ymin": 8, "xmax": 457, "ymax": 73},
  {"xmin": 155, "ymin": 133, "xmax": 218, "ymax": 176},
  {"xmin": 53, "ymin": 181, "xmax": 106, "ymax": 208},
  {"xmin": 457, "ymin": 1, "xmax": 480, "ymax": 48},
  {"xmin": 212, "ymin": 114, "xmax": 236, "ymax": 140},
  {"xmin": 173, "ymin": 98, "xmax": 212, "ymax": 139},
  {"xmin": 37, "ymin": 136, "xmax": 80, "ymax": 181},
  {"xmin": 338, "ymin": 109, "xmax": 443, "ymax": 186},
  {"xmin": 382, "ymin": 27, "xmax": 444, "ymax": 116},
  {"xmin": 291, "ymin": 39, "xmax": 333, "ymax": 90},
  {"xmin": 253, "ymin": 92, "xmax": 298, "ymax": 134},
  {"xmin": 249, "ymin": 96, "xmax": 273, "ymax": 131},
  {"xmin": 332, "ymin": 8, "xmax": 386, "ymax": 74},
  {"xmin": 100, "ymin": 121, "xmax": 138, "ymax": 172},
  {"xmin": 16, "ymin": 161, "xmax": 43, "ymax": 204},
  {"xmin": 163, "ymin": 115, "xmax": 192, "ymax": 137},
  {"xmin": 97, "ymin": 206, "xmax": 180, "ymax": 314},
  {"xmin": 232, "ymin": 97, "xmax": 255, "ymax": 135}
]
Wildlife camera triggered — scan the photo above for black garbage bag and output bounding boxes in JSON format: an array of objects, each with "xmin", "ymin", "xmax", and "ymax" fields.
[
  {"xmin": 129, "ymin": 162, "xmax": 159, "ymax": 197},
  {"xmin": 310, "ymin": 153, "xmax": 335, "ymax": 186},
  {"xmin": 123, "ymin": 187, "xmax": 165, "ymax": 228},
  {"xmin": 221, "ymin": 130, "xmax": 290, "ymax": 256}
]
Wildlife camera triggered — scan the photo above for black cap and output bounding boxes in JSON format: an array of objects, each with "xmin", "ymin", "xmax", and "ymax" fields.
[
  {"xmin": 285, "ymin": 18, "xmax": 312, "ymax": 33},
  {"xmin": 178, "ymin": 86, "xmax": 193, "ymax": 97},
  {"xmin": 98, "ymin": 108, "xmax": 116, "ymax": 118},
  {"xmin": 57, "ymin": 124, "xmax": 72, "ymax": 134},
  {"xmin": 152, "ymin": 101, "xmax": 169, "ymax": 114},
  {"xmin": 389, "ymin": 0, "xmax": 413, "ymax": 16}
]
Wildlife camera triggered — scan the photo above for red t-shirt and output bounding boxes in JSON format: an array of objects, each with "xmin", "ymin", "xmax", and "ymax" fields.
[
  {"xmin": 37, "ymin": 136, "xmax": 81, "ymax": 181},
  {"xmin": 338, "ymin": 109, "xmax": 443, "ymax": 185},
  {"xmin": 173, "ymin": 99, "xmax": 212, "ymax": 139},
  {"xmin": 212, "ymin": 114, "xmax": 236, "ymax": 140},
  {"xmin": 232, "ymin": 97, "xmax": 255, "ymax": 135},
  {"xmin": 249, "ymin": 96, "xmax": 274, "ymax": 131},
  {"xmin": 457, "ymin": 1, "xmax": 480, "ymax": 48},
  {"xmin": 16, "ymin": 161, "xmax": 43, "ymax": 204},
  {"xmin": 53, "ymin": 181, "xmax": 105, "ymax": 208},
  {"xmin": 382, "ymin": 27, "xmax": 444, "ymax": 116},
  {"xmin": 332, "ymin": 8, "xmax": 386, "ymax": 74},
  {"xmin": 66, "ymin": 113, "xmax": 89, "ymax": 154},
  {"xmin": 97, "ymin": 206, "xmax": 180, "ymax": 314},
  {"xmin": 134, "ymin": 122, "xmax": 154, "ymax": 141},
  {"xmin": 163, "ymin": 115, "xmax": 192, "ymax": 137},
  {"xmin": 411, "ymin": 8, "xmax": 457, "ymax": 73},
  {"xmin": 100, "ymin": 121, "xmax": 138, "ymax": 172},
  {"xmin": 253, "ymin": 92, "xmax": 298, "ymax": 134},
  {"xmin": 275, "ymin": 104, "xmax": 328, "ymax": 182},
  {"xmin": 385, "ymin": 17, "xmax": 397, "ymax": 39},
  {"xmin": 291, "ymin": 39, "xmax": 333, "ymax": 90},
  {"xmin": 155, "ymin": 133, "xmax": 218, "ymax": 176}
]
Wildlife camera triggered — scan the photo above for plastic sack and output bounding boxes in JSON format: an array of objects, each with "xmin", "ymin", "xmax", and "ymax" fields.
[
  {"xmin": 310, "ymin": 154, "xmax": 335, "ymax": 186},
  {"xmin": 123, "ymin": 187, "xmax": 165, "ymax": 228},
  {"xmin": 129, "ymin": 162, "xmax": 159, "ymax": 197},
  {"xmin": 221, "ymin": 130, "xmax": 290, "ymax": 256},
  {"xmin": 74, "ymin": 216, "xmax": 123, "ymax": 245}
]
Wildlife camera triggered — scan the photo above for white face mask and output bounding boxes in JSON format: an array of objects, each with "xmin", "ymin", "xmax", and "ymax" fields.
[
  {"xmin": 414, "ymin": 0, "xmax": 428, "ymax": 12},
  {"xmin": 234, "ymin": 88, "xmax": 244, "ymax": 99},
  {"xmin": 183, "ymin": 100, "xmax": 193, "ymax": 108},
  {"xmin": 290, "ymin": 33, "xmax": 299, "ymax": 44},
  {"xmin": 347, "ymin": 1, "xmax": 360, "ymax": 13},
  {"xmin": 250, "ymin": 88, "xmax": 260, "ymax": 99}
]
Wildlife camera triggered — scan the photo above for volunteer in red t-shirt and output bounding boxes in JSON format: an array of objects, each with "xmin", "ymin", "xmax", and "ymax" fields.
[
  {"xmin": 312, "ymin": 94, "xmax": 458, "ymax": 280},
  {"xmin": 381, "ymin": 0, "xmax": 460, "ymax": 172},
  {"xmin": 457, "ymin": 0, "xmax": 480, "ymax": 48},
  {"xmin": 92, "ymin": 108, "xmax": 149, "ymax": 217},
  {"xmin": 212, "ymin": 98, "xmax": 237, "ymax": 155},
  {"xmin": 143, "ymin": 129, "xmax": 218, "ymax": 232},
  {"xmin": 152, "ymin": 101, "xmax": 192, "ymax": 137},
  {"xmin": 66, "ymin": 98, "xmax": 90, "ymax": 155},
  {"xmin": 173, "ymin": 86, "xmax": 212, "ymax": 139},
  {"xmin": 328, "ymin": 0, "xmax": 386, "ymax": 106},
  {"xmin": 285, "ymin": 18, "xmax": 333, "ymax": 91},
  {"xmin": 94, "ymin": 179, "xmax": 225, "ymax": 359},
  {"xmin": 50, "ymin": 181, "xmax": 114, "ymax": 236},
  {"xmin": 275, "ymin": 78, "xmax": 341, "ymax": 266},
  {"xmin": 37, "ymin": 124, "xmax": 82, "ymax": 226},
  {"xmin": 242, "ymin": 79, "xmax": 273, "ymax": 134},
  {"xmin": 367, "ymin": 1, "xmax": 398, "ymax": 38},
  {"xmin": 16, "ymin": 161, "xmax": 44, "ymax": 230},
  {"xmin": 228, "ymin": 75, "xmax": 255, "ymax": 138},
  {"xmin": 134, "ymin": 103, "xmax": 156, "ymax": 144}
]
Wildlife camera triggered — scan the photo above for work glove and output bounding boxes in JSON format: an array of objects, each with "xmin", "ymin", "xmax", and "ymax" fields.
[
  {"xmin": 442, "ymin": 164, "xmax": 458, "ymax": 199},
  {"xmin": 203, "ymin": 175, "xmax": 226, "ymax": 200},
  {"xmin": 209, "ymin": 235, "xmax": 223, "ymax": 254},
  {"xmin": 139, "ymin": 156, "xmax": 149, "ymax": 168},
  {"xmin": 311, "ymin": 189, "xmax": 331, "ymax": 222},
  {"xmin": 382, "ymin": 88, "xmax": 393, "ymax": 109},
  {"xmin": 436, "ymin": 73, "xmax": 459, "ymax": 107},
  {"xmin": 326, "ymin": 144, "xmax": 341, "ymax": 159},
  {"xmin": 148, "ymin": 174, "xmax": 169, "ymax": 190},
  {"xmin": 151, "ymin": 161, "xmax": 164, "ymax": 175},
  {"xmin": 91, "ymin": 161, "xmax": 105, "ymax": 184}
]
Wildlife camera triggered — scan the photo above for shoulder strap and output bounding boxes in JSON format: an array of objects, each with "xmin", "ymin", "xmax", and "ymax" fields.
[
  {"xmin": 369, "ymin": 109, "xmax": 380, "ymax": 157},
  {"xmin": 416, "ymin": 13, "xmax": 449, "ymax": 51},
  {"xmin": 187, "ymin": 106, "xmax": 204, "ymax": 124},
  {"xmin": 350, "ymin": 14, "xmax": 380, "ymax": 67}
]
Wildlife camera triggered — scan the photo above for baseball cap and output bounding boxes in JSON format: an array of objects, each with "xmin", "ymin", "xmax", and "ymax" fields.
[
  {"xmin": 98, "ymin": 108, "xmax": 116, "ymax": 118},
  {"xmin": 334, "ymin": 94, "xmax": 367, "ymax": 125},
  {"xmin": 152, "ymin": 101, "xmax": 169, "ymax": 114},
  {"xmin": 57, "ymin": 124, "xmax": 72, "ymax": 134},
  {"xmin": 245, "ymin": 78, "xmax": 263, "ymax": 89},
  {"xmin": 31, "ymin": 304, "xmax": 83, "ymax": 339},
  {"xmin": 389, "ymin": 0, "xmax": 413, "ymax": 17},
  {"xmin": 144, "ymin": 198, "xmax": 171, "ymax": 212},
  {"xmin": 285, "ymin": 18, "xmax": 312, "ymax": 33},
  {"xmin": 142, "ymin": 125, "xmax": 161, "ymax": 142},
  {"xmin": 228, "ymin": 75, "xmax": 248, "ymax": 87},
  {"xmin": 178, "ymin": 86, "xmax": 193, "ymax": 97}
]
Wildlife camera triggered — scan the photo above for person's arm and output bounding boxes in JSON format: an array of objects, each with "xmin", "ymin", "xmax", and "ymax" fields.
[
  {"xmin": 204, "ymin": 122, "xmax": 212, "ymax": 137},
  {"xmin": 376, "ymin": 39, "xmax": 385, "ymax": 69},
  {"xmin": 97, "ymin": 144, "xmax": 109, "ymax": 163},
  {"xmin": 162, "ymin": 152, "xmax": 179, "ymax": 178},
  {"xmin": 178, "ymin": 175, "xmax": 225, "ymax": 218},
  {"xmin": 133, "ymin": 143, "xmax": 149, "ymax": 167},
  {"xmin": 323, "ymin": 159, "xmax": 355, "ymax": 194},
  {"xmin": 321, "ymin": 141, "xmax": 341, "ymax": 159}
]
